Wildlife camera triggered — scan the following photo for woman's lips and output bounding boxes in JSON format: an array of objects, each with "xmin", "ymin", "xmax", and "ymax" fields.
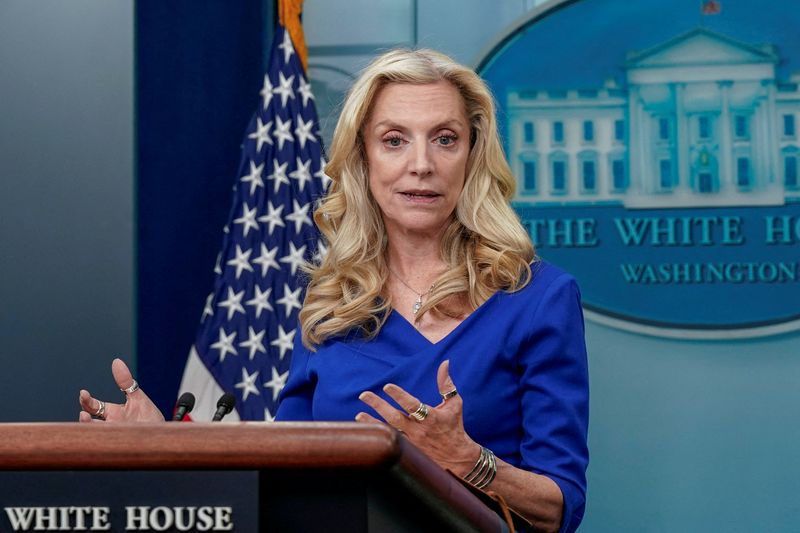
[{"xmin": 400, "ymin": 191, "xmax": 441, "ymax": 203}]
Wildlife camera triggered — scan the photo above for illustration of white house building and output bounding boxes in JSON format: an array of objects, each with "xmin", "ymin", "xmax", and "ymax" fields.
[{"xmin": 508, "ymin": 28, "xmax": 800, "ymax": 207}]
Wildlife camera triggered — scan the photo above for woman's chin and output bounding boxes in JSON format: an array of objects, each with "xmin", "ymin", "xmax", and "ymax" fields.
[{"xmin": 386, "ymin": 219, "xmax": 451, "ymax": 239}]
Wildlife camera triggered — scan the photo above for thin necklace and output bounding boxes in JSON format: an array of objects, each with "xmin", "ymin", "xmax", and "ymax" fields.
[{"xmin": 387, "ymin": 267, "xmax": 435, "ymax": 315}]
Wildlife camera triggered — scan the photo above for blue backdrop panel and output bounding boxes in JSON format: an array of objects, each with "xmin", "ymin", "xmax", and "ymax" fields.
[{"xmin": 136, "ymin": 0, "xmax": 275, "ymax": 416}]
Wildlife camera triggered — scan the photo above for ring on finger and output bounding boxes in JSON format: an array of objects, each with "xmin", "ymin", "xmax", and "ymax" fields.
[
  {"xmin": 121, "ymin": 379, "xmax": 139, "ymax": 395},
  {"xmin": 95, "ymin": 400, "xmax": 106, "ymax": 419},
  {"xmin": 409, "ymin": 402, "xmax": 430, "ymax": 422},
  {"xmin": 441, "ymin": 388, "xmax": 458, "ymax": 401}
]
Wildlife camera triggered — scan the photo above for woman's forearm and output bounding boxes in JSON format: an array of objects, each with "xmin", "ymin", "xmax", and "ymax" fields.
[{"xmin": 471, "ymin": 456, "xmax": 564, "ymax": 533}]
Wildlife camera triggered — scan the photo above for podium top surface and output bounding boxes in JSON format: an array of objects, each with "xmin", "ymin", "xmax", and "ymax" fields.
[{"xmin": 0, "ymin": 422, "xmax": 403, "ymax": 470}]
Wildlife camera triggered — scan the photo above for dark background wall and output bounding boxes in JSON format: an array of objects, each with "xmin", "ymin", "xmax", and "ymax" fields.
[{"xmin": 135, "ymin": 0, "xmax": 275, "ymax": 415}]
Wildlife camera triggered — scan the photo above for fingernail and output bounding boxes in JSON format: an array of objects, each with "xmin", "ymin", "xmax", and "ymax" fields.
[{"xmin": 358, "ymin": 392, "xmax": 367, "ymax": 401}]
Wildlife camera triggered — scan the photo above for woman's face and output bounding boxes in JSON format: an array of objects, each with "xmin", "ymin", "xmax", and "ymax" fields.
[{"xmin": 362, "ymin": 81, "xmax": 470, "ymax": 241}]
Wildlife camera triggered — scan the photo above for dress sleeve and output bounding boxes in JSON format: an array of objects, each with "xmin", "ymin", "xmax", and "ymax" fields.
[
  {"xmin": 274, "ymin": 330, "xmax": 316, "ymax": 421},
  {"xmin": 518, "ymin": 273, "xmax": 589, "ymax": 533}
]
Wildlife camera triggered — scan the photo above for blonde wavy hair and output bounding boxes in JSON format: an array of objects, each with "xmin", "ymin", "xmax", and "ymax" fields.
[{"xmin": 300, "ymin": 48, "xmax": 534, "ymax": 348}]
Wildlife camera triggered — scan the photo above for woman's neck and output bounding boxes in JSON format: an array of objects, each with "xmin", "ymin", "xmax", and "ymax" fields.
[{"xmin": 385, "ymin": 232, "xmax": 447, "ymax": 289}]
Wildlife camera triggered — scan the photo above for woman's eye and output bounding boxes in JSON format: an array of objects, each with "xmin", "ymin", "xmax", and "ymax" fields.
[
  {"xmin": 385, "ymin": 137, "xmax": 403, "ymax": 147},
  {"xmin": 437, "ymin": 135, "xmax": 456, "ymax": 146}
]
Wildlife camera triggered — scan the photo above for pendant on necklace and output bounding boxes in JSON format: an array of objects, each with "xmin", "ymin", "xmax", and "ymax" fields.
[{"xmin": 412, "ymin": 294, "xmax": 422, "ymax": 315}]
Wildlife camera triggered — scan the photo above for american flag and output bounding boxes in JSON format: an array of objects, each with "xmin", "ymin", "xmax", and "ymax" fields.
[{"xmin": 178, "ymin": 25, "xmax": 327, "ymax": 421}]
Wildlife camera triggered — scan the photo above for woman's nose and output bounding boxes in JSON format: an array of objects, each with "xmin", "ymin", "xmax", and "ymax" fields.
[{"xmin": 409, "ymin": 142, "xmax": 433, "ymax": 177}]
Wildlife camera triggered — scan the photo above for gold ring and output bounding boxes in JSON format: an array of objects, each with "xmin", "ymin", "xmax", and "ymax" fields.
[
  {"xmin": 409, "ymin": 402, "xmax": 430, "ymax": 421},
  {"xmin": 441, "ymin": 388, "xmax": 458, "ymax": 401},
  {"xmin": 95, "ymin": 400, "xmax": 106, "ymax": 418},
  {"xmin": 121, "ymin": 380, "xmax": 139, "ymax": 395}
]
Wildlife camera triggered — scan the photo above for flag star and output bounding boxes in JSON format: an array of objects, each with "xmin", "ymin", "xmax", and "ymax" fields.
[
  {"xmin": 263, "ymin": 366, "xmax": 289, "ymax": 402},
  {"xmin": 285, "ymin": 200, "xmax": 312, "ymax": 234},
  {"xmin": 315, "ymin": 158, "xmax": 332, "ymax": 190},
  {"xmin": 235, "ymin": 367, "xmax": 260, "ymax": 401},
  {"xmin": 239, "ymin": 326, "xmax": 267, "ymax": 361},
  {"xmin": 289, "ymin": 157, "xmax": 313, "ymax": 192},
  {"xmin": 240, "ymin": 160, "xmax": 265, "ymax": 196},
  {"xmin": 252, "ymin": 243, "xmax": 280, "ymax": 276},
  {"xmin": 276, "ymin": 283, "xmax": 303, "ymax": 317},
  {"xmin": 217, "ymin": 287, "xmax": 246, "ymax": 320},
  {"xmin": 293, "ymin": 116, "xmax": 317, "ymax": 149},
  {"xmin": 312, "ymin": 240, "xmax": 328, "ymax": 264},
  {"xmin": 214, "ymin": 252, "xmax": 223, "ymax": 274},
  {"xmin": 226, "ymin": 245, "xmax": 254, "ymax": 279},
  {"xmin": 264, "ymin": 407, "xmax": 274, "ymax": 422},
  {"xmin": 272, "ymin": 116, "xmax": 293, "ymax": 150},
  {"xmin": 280, "ymin": 242, "xmax": 307, "ymax": 276},
  {"xmin": 272, "ymin": 71, "xmax": 295, "ymax": 108},
  {"xmin": 270, "ymin": 325, "xmax": 295, "ymax": 360},
  {"xmin": 257, "ymin": 201, "xmax": 285, "ymax": 235},
  {"xmin": 201, "ymin": 292, "xmax": 214, "ymax": 321},
  {"xmin": 210, "ymin": 328, "xmax": 238, "ymax": 362},
  {"xmin": 247, "ymin": 117, "xmax": 273, "ymax": 153},
  {"xmin": 245, "ymin": 285, "xmax": 273, "ymax": 318},
  {"xmin": 267, "ymin": 158, "xmax": 290, "ymax": 193},
  {"xmin": 233, "ymin": 204, "xmax": 260, "ymax": 237},
  {"xmin": 278, "ymin": 30, "xmax": 295, "ymax": 64},
  {"xmin": 259, "ymin": 74, "xmax": 274, "ymax": 110},
  {"xmin": 298, "ymin": 76, "xmax": 315, "ymax": 107}
]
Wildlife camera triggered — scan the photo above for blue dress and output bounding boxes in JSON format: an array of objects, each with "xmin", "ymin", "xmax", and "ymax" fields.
[{"xmin": 276, "ymin": 261, "xmax": 589, "ymax": 533}]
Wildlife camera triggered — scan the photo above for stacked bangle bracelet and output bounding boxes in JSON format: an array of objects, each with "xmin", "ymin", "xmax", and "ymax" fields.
[{"xmin": 464, "ymin": 446, "xmax": 497, "ymax": 489}]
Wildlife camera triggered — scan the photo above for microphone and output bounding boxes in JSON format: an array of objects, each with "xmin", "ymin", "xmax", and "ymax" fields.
[
  {"xmin": 172, "ymin": 392, "xmax": 196, "ymax": 421},
  {"xmin": 212, "ymin": 393, "xmax": 236, "ymax": 422}
]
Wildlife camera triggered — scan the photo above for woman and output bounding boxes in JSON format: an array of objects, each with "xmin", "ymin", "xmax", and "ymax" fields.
[{"xmin": 80, "ymin": 49, "xmax": 589, "ymax": 533}]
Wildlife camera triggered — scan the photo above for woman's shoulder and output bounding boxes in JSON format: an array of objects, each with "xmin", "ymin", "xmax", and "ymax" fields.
[
  {"xmin": 521, "ymin": 258, "xmax": 580, "ymax": 295},
  {"xmin": 488, "ymin": 259, "xmax": 580, "ymax": 313}
]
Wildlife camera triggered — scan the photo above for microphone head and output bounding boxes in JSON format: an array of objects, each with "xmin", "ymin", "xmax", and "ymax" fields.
[
  {"xmin": 177, "ymin": 392, "xmax": 196, "ymax": 412},
  {"xmin": 217, "ymin": 393, "xmax": 236, "ymax": 414}
]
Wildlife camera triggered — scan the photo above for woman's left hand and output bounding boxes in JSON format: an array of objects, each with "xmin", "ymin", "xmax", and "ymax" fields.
[
  {"xmin": 78, "ymin": 358, "xmax": 165, "ymax": 423},
  {"xmin": 356, "ymin": 360, "xmax": 481, "ymax": 477}
]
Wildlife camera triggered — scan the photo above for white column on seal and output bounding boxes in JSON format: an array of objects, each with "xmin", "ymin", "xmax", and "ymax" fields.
[
  {"xmin": 675, "ymin": 83, "xmax": 689, "ymax": 192},
  {"xmin": 719, "ymin": 81, "xmax": 734, "ymax": 190}
]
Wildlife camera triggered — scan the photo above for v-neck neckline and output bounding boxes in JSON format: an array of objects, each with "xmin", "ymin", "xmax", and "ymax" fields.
[{"xmin": 389, "ymin": 290, "xmax": 502, "ymax": 346}]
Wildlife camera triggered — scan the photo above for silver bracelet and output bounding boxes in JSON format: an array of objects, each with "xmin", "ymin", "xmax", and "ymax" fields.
[
  {"xmin": 473, "ymin": 450, "xmax": 496, "ymax": 489},
  {"xmin": 464, "ymin": 447, "xmax": 488, "ymax": 481},
  {"xmin": 464, "ymin": 446, "xmax": 497, "ymax": 489}
]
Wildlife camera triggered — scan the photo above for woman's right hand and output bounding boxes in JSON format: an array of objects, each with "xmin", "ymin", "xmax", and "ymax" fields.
[{"xmin": 78, "ymin": 358, "xmax": 165, "ymax": 423}]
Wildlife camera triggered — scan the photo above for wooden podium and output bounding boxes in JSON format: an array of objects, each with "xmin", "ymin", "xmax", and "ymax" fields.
[{"xmin": 0, "ymin": 422, "xmax": 506, "ymax": 532}]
